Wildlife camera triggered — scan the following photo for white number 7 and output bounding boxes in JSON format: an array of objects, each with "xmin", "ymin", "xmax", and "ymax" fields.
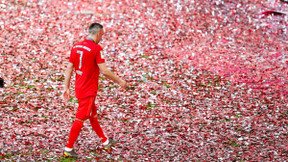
[{"xmin": 76, "ymin": 50, "xmax": 83, "ymax": 69}]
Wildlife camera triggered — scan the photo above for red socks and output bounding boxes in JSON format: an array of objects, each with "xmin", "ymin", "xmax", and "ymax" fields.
[
  {"xmin": 66, "ymin": 119, "xmax": 83, "ymax": 148},
  {"xmin": 89, "ymin": 116, "xmax": 107, "ymax": 143},
  {"xmin": 66, "ymin": 117, "xmax": 107, "ymax": 149}
]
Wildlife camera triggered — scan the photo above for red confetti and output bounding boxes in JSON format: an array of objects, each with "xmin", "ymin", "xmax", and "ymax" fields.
[{"xmin": 0, "ymin": 0, "xmax": 287, "ymax": 161}]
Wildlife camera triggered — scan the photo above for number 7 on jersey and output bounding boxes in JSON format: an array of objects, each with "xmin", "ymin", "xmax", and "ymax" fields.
[{"xmin": 77, "ymin": 50, "xmax": 83, "ymax": 69}]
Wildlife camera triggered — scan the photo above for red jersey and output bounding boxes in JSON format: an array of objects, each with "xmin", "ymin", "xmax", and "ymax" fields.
[{"xmin": 69, "ymin": 39, "xmax": 105, "ymax": 99}]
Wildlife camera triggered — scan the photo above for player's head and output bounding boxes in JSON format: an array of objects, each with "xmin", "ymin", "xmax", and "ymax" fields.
[{"xmin": 89, "ymin": 23, "xmax": 104, "ymax": 44}]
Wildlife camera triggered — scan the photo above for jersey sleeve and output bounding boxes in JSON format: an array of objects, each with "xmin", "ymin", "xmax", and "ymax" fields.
[{"xmin": 96, "ymin": 46, "xmax": 105, "ymax": 64}]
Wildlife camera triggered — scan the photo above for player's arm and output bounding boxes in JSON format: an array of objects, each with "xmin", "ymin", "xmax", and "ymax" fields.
[
  {"xmin": 63, "ymin": 62, "xmax": 74, "ymax": 100},
  {"xmin": 64, "ymin": 62, "xmax": 74, "ymax": 89},
  {"xmin": 98, "ymin": 63, "xmax": 127, "ymax": 88}
]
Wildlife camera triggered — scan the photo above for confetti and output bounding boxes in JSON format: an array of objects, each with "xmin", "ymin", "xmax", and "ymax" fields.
[{"xmin": 0, "ymin": 0, "xmax": 287, "ymax": 161}]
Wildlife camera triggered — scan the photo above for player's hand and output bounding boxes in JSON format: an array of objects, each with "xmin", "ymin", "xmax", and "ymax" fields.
[
  {"xmin": 62, "ymin": 89, "xmax": 70, "ymax": 101},
  {"xmin": 119, "ymin": 80, "xmax": 128, "ymax": 89}
]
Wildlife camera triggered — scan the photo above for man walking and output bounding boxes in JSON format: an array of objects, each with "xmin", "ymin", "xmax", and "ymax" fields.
[{"xmin": 62, "ymin": 23, "xmax": 127, "ymax": 158}]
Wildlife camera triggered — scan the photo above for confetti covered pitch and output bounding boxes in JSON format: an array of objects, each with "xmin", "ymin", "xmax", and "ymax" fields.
[{"xmin": 0, "ymin": 0, "xmax": 287, "ymax": 161}]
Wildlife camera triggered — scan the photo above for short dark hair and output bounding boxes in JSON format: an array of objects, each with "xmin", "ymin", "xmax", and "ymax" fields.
[{"xmin": 89, "ymin": 23, "xmax": 103, "ymax": 35}]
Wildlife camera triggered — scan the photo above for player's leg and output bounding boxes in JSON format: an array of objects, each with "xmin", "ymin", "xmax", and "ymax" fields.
[
  {"xmin": 89, "ymin": 97, "xmax": 107, "ymax": 143},
  {"xmin": 64, "ymin": 97, "xmax": 92, "ymax": 157},
  {"xmin": 65, "ymin": 118, "xmax": 84, "ymax": 149},
  {"xmin": 89, "ymin": 99, "xmax": 117, "ymax": 151},
  {"xmin": 64, "ymin": 118, "xmax": 84, "ymax": 158}
]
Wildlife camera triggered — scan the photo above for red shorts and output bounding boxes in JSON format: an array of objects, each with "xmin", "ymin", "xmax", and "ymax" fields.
[{"xmin": 76, "ymin": 96, "xmax": 97, "ymax": 120}]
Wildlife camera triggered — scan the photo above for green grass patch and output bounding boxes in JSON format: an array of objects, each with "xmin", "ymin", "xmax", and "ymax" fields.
[
  {"xmin": 108, "ymin": 85, "xmax": 117, "ymax": 90},
  {"xmin": 122, "ymin": 119, "xmax": 129, "ymax": 123},
  {"xmin": 228, "ymin": 140, "xmax": 241, "ymax": 147},
  {"xmin": 142, "ymin": 74, "xmax": 148, "ymax": 78},
  {"xmin": 137, "ymin": 79, "xmax": 145, "ymax": 83},
  {"xmin": 163, "ymin": 84, "xmax": 171, "ymax": 88},
  {"xmin": 46, "ymin": 88, "xmax": 54, "ymax": 91},
  {"xmin": 41, "ymin": 115, "xmax": 49, "ymax": 119},
  {"xmin": 165, "ymin": 99, "xmax": 170, "ymax": 103},
  {"xmin": 43, "ymin": 150, "xmax": 49, "ymax": 154},
  {"xmin": 56, "ymin": 78, "xmax": 64, "ymax": 81},
  {"xmin": 21, "ymin": 152, "xmax": 30, "ymax": 155},
  {"xmin": 86, "ymin": 157, "xmax": 93, "ymax": 160},
  {"xmin": 126, "ymin": 86, "xmax": 135, "ymax": 90},
  {"xmin": 69, "ymin": 97, "xmax": 78, "ymax": 103},
  {"xmin": 141, "ymin": 55, "xmax": 149, "ymax": 59},
  {"xmin": 98, "ymin": 84, "xmax": 103, "ymax": 90},
  {"xmin": 28, "ymin": 85, "xmax": 35, "ymax": 89},
  {"xmin": 0, "ymin": 152, "xmax": 32, "ymax": 159},
  {"xmin": 234, "ymin": 114, "xmax": 242, "ymax": 119},
  {"xmin": 92, "ymin": 151, "xmax": 100, "ymax": 156},
  {"xmin": 11, "ymin": 107, "xmax": 19, "ymax": 111},
  {"xmin": 57, "ymin": 157, "xmax": 78, "ymax": 162},
  {"xmin": 147, "ymin": 102, "xmax": 158, "ymax": 110},
  {"xmin": 221, "ymin": 118, "xmax": 231, "ymax": 122},
  {"xmin": 20, "ymin": 120, "xmax": 37, "ymax": 124},
  {"xmin": 0, "ymin": 153, "xmax": 13, "ymax": 159},
  {"xmin": 280, "ymin": 111, "xmax": 288, "ymax": 118}
]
